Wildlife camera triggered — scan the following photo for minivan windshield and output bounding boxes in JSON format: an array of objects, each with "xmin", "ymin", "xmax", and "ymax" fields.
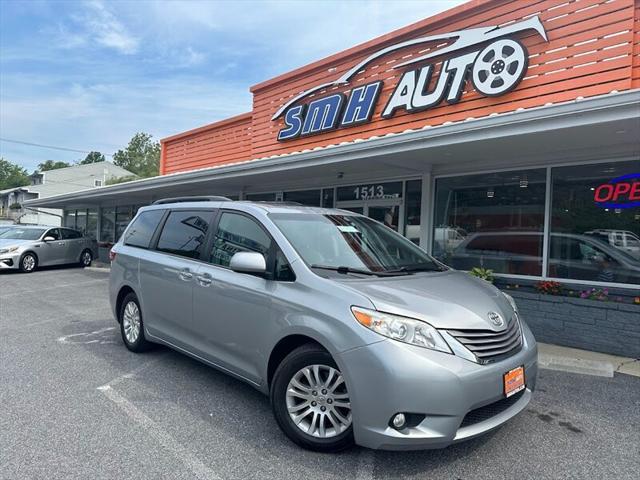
[
  {"xmin": 270, "ymin": 213, "xmax": 445, "ymax": 275},
  {"xmin": 0, "ymin": 228, "xmax": 46, "ymax": 240}
]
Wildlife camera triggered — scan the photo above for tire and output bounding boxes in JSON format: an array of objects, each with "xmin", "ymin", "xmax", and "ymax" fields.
[
  {"xmin": 79, "ymin": 249, "xmax": 93, "ymax": 267},
  {"xmin": 19, "ymin": 252, "xmax": 38, "ymax": 273},
  {"xmin": 270, "ymin": 344, "xmax": 354, "ymax": 452},
  {"xmin": 119, "ymin": 293, "xmax": 152, "ymax": 352}
]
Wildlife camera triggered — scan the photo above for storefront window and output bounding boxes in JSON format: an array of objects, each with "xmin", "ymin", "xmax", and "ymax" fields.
[
  {"xmin": 76, "ymin": 209, "xmax": 87, "ymax": 234},
  {"xmin": 336, "ymin": 182, "xmax": 402, "ymax": 202},
  {"xmin": 115, "ymin": 206, "xmax": 134, "ymax": 241},
  {"xmin": 100, "ymin": 207, "xmax": 116, "ymax": 243},
  {"xmin": 86, "ymin": 209, "xmax": 98, "ymax": 240},
  {"xmin": 549, "ymin": 161, "xmax": 640, "ymax": 285},
  {"xmin": 433, "ymin": 169, "xmax": 546, "ymax": 276},
  {"xmin": 283, "ymin": 189, "xmax": 321, "ymax": 206},
  {"xmin": 404, "ymin": 180, "xmax": 421, "ymax": 244},
  {"xmin": 246, "ymin": 193, "xmax": 276, "ymax": 202},
  {"xmin": 64, "ymin": 210, "xmax": 76, "ymax": 229},
  {"xmin": 321, "ymin": 188, "xmax": 334, "ymax": 208}
]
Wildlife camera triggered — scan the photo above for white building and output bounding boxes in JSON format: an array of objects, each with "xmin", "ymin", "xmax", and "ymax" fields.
[{"xmin": 0, "ymin": 161, "xmax": 133, "ymax": 228}]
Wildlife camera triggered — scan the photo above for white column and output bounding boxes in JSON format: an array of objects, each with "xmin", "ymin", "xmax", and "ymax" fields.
[{"xmin": 419, "ymin": 170, "xmax": 433, "ymax": 251}]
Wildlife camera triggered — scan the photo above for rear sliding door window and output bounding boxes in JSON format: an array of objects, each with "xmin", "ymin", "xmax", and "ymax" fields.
[
  {"xmin": 123, "ymin": 210, "xmax": 165, "ymax": 249},
  {"xmin": 156, "ymin": 210, "xmax": 211, "ymax": 259}
]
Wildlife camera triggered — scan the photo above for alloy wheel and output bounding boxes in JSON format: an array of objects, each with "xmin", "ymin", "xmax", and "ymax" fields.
[
  {"xmin": 22, "ymin": 255, "xmax": 36, "ymax": 272},
  {"xmin": 82, "ymin": 251, "xmax": 92, "ymax": 266},
  {"xmin": 122, "ymin": 301, "xmax": 141, "ymax": 344},
  {"xmin": 285, "ymin": 364, "xmax": 352, "ymax": 438}
]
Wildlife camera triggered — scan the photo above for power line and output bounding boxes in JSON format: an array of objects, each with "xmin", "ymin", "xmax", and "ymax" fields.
[{"xmin": 0, "ymin": 137, "xmax": 114, "ymax": 157}]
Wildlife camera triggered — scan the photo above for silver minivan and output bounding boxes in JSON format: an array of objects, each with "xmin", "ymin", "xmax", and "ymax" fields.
[{"xmin": 109, "ymin": 197, "xmax": 537, "ymax": 452}]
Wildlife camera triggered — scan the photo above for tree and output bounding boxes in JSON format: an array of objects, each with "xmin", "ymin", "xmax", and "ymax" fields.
[
  {"xmin": 0, "ymin": 157, "xmax": 30, "ymax": 190},
  {"xmin": 80, "ymin": 151, "xmax": 105, "ymax": 164},
  {"xmin": 112, "ymin": 132, "xmax": 160, "ymax": 178},
  {"xmin": 38, "ymin": 160, "xmax": 71, "ymax": 171}
]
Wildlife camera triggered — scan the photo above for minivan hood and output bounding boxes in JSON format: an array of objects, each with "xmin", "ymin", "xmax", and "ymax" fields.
[{"xmin": 335, "ymin": 270, "xmax": 513, "ymax": 331}]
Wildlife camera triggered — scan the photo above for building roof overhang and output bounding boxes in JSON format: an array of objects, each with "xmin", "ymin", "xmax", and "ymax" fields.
[{"xmin": 25, "ymin": 89, "xmax": 640, "ymax": 209}]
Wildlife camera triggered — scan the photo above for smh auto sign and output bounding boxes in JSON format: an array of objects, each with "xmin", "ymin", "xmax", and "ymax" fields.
[{"xmin": 273, "ymin": 16, "xmax": 548, "ymax": 141}]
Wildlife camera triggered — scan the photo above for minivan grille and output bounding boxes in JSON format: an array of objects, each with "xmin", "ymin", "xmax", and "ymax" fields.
[{"xmin": 447, "ymin": 316, "xmax": 522, "ymax": 363}]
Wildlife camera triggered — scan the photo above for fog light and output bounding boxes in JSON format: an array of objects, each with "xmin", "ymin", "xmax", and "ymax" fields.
[{"xmin": 392, "ymin": 413, "xmax": 406, "ymax": 429}]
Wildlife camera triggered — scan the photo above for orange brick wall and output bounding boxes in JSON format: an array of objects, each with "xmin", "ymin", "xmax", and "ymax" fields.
[{"xmin": 162, "ymin": 0, "xmax": 640, "ymax": 175}]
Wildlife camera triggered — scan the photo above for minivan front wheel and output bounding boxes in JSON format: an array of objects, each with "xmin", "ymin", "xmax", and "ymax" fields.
[
  {"xmin": 119, "ymin": 293, "xmax": 151, "ymax": 352},
  {"xmin": 271, "ymin": 344, "xmax": 354, "ymax": 452}
]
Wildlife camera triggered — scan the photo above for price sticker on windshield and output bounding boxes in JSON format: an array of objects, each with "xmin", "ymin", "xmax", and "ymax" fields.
[{"xmin": 337, "ymin": 226, "xmax": 360, "ymax": 233}]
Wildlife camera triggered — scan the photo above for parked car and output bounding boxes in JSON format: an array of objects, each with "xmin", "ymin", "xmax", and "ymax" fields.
[
  {"xmin": 0, "ymin": 226, "xmax": 95, "ymax": 273},
  {"xmin": 448, "ymin": 231, "xmax": 640, "ymax": 284},
  {"xmin": 110, "ymin": 197, "xmax": 537, "ymax": 452},
  {"xmin": 584, "ymin": 229, "xmax": 640, "ymax": 259}
]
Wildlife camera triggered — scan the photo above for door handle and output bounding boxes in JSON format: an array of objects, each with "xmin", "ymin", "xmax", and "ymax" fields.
[
  {"xmin": 196, "ymin": 273, "xmax": 213, "ymax": 287},
  {"xmin": 178, "ymin": 269, "xmax": 193, "ymax": 281}
]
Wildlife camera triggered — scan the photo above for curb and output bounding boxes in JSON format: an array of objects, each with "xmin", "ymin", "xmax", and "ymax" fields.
[
  {"xmin": 85, "ymin": 266, "xmax": 111, "ymax": 273},
  {"xmin": 539, "ymin": 354, "xmax": 614, "ymax": 377}
]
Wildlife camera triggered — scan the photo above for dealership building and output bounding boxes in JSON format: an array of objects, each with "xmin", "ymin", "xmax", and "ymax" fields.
[{"xmin": 27, "ymin": 0, "xmax": 640, "ymax": 355}]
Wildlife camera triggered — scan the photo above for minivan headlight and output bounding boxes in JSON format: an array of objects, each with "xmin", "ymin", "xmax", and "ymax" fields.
[
  {"xmin": 0, "ymin": 245, "xmax": 19, "ymax": 254},
  {"xmin": 503, "ymin": 292, "xmax": 518, "ymax": 314},
  {"xmin": 351, "ymin": 306, "xmax": 452, "ymax": 354}
]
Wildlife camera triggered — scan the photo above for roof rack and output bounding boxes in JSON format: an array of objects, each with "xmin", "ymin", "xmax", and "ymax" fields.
[
  {"xmin": 247, "ymin": 201, "xmax": 303, "ymax": 206},
  {"xmin": 152, "ymin": 196, "xmax": 232, "ymax": 205}
]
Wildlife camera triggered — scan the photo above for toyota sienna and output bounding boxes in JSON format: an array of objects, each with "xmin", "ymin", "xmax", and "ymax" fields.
[{"xmin": 109, "ymin": 197, "xmax": 537, "ymax": 451}]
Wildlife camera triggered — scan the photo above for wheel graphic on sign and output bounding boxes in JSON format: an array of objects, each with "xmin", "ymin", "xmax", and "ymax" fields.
[{"xmin": 472, "ymin": 39, "xmax": 528, "ymax": 97}]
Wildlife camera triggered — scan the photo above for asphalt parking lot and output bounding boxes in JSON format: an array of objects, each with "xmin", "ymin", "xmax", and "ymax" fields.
[{"xmin": 1, "ymin": 267, "xmax": 639, "ymax": 480}]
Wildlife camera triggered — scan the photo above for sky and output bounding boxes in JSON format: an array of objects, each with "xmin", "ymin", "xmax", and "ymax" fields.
[{"xmin": 0, "ymin": 0, "xmax": 464, "ymax": 172}]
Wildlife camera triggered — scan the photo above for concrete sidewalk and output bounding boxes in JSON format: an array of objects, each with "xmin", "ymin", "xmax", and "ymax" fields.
[{"xmin": 538, "ymin": 342, "xmax": 640, "ymax": 378}]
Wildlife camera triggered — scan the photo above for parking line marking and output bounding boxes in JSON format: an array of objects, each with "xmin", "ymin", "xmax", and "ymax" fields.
[
  {"xmin": 355, "ymin": 449, "xmax": 375, "ymax": 480},
  {"xmin": 102, "ymin": 354, "xmax": 169, "ymax": 388},
  {"xmin": 57, "ymin": 327, "xmax": 117, "ymax": 345},
  {"xmin": 98, "ymin": 385, "xmax": 222, "ymax": 480},
  {"xmin": 0, "ymin": 279, "xmax": 106, "ymax": 297}
]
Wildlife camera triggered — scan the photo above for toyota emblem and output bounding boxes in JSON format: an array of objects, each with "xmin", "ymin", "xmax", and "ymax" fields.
[{"xmin": 488, "ymin": 311, "xmax": 504, "ymax": 327}]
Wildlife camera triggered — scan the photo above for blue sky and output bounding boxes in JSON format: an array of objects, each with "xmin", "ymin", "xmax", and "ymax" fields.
[{"xmin": 0, "ymin": 0, "xmax": 463, "ymax": 172}]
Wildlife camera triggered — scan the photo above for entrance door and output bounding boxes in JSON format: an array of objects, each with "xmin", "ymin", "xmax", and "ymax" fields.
[
  {"xmin": 335, "ymin": 181, "xmax": 404, "ymax": 233},
  {"xmin": 337, "ymin": 199, "xmax": 403, "ymax": 233}
]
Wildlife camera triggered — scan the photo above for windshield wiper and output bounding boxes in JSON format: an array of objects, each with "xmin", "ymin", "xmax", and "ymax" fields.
[
  {"xmin": 310, "ymin": 264, "xmax": 407, "ymax": 277},
  {"xmin": 385, "ymin": 263, "xmax": 448, "ymax": 274}
]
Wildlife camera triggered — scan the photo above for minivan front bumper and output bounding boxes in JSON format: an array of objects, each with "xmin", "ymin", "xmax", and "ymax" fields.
[{"xmin": 337, "ymin": 322, "xmax": 537, "ymax": 450}]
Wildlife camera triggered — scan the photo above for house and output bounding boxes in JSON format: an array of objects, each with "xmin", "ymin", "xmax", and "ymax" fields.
[{"xmin": 0, "ymin": 161, "xmax": 134, "ymax": 229}]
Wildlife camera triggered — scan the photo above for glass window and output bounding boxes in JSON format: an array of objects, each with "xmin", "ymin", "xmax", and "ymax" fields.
[
  {"xmin": 550, "ymin": 161, "xmax": 640, "ymax": 285},
  {"xmin": 45, "ymin": 228, "xmax": 61, "ymax": 240},
  {"xmin": 123, "ymin": 210, "xmax": 165, "ymax": 249},
  {"xmin": 115, "ymin": 206, "xmax": 134, "ymax": 241},
  {"xmin": 156, "ymin": 210, "xmax": 211, "ymax": 260},
  {"xmin": 63, "ymin": 210, "xmax": 76, "ymax": 229},
  {"xmin": 321, "ymin": 188, "xmax": 334, "ymax": 208},
  {"xmin": 283, "ymin": 189, "xmax": 321, "ymax": 206},
  {"xmin": 433, "ymin": 169, "xmax": 546, "ymax": 276},
  {"xmin": 270, "ymin": 213, "xmax": 443, "ymax": 274},
  {"xmin": 100, "ymin": 207, "xmax": 116, "ymax": 243},
  {"xmin": 245, "ymin": 193, "xmax": 276, "ymax": 202},
  {"xmin": 86, "ymin": 209, "xmax": 98, "ymax": 241},
  {"xmin": 210, "ymin": 212, "xmax": 271, "ymax": 267},
  {"xmin": 404, "ymin": 180, "xmax": 422, "ymax": 245},
  {"xmin": 76, "ymin": 209, "xmax": 87, "ymax": 235},
  {"xmin": 61, "ymin": 229, "xmax": 82, "ymax": 239}
]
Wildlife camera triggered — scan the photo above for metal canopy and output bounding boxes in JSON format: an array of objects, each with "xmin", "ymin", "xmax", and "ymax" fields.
[{"xmin": 25, "ymin": 90, "xmax": 640, "ymax": 210}]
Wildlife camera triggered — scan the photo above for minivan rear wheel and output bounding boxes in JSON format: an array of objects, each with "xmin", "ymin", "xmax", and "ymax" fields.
[
  {"xmin": 270, "ymin": 344, "xmax": 354, "ymax": 452},
  {"xmin": 119, "ymin": 293, "xmax": 151, "ymax": 352}
]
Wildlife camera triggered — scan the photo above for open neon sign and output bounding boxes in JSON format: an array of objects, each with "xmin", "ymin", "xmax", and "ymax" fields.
[{"xmin": 593, "ymin": 173, "xmax": 640, "ymax": 209}]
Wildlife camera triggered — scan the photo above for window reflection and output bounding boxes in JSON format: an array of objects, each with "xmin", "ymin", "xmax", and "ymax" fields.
[{"xmin": 433, "ymin": 169, "xmax": 546, "ymax": 276}]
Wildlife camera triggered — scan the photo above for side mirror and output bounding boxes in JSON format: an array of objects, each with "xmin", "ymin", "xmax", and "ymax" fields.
[
  {"xmin": 229, "ymin": 251, "xmax": 266, "ymax": 275},
  {"xmin": 43, "ymin": 236, "xmax": 55, "ymax": 242}
]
